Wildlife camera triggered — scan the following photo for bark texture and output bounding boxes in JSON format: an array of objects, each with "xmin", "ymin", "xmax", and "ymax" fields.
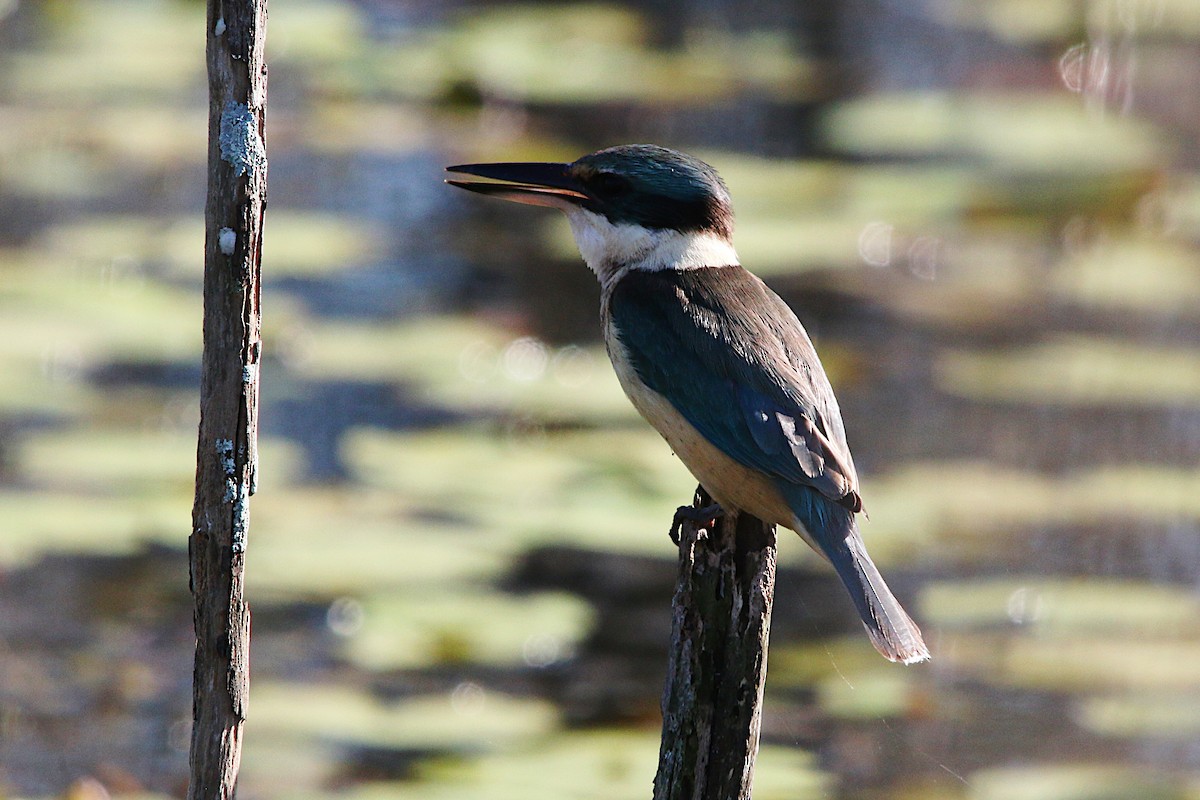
[
  {"xmin": 654, "ymin": 489, "xmax": 778, "ymax": 800},
  {"xmin": 188, "ymin": 1, "xmax": 267, "ymax": 797}
]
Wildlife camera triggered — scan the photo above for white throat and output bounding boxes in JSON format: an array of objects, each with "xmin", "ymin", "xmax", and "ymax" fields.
[{"xmin": 564, "ymin": 208, "xmax": 738, "ymax": 288}]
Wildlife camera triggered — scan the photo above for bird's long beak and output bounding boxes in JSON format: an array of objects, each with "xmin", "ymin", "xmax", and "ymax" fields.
[{"xmin": 445, "ymin": 161, "xmax": 589, "ymax": 209}]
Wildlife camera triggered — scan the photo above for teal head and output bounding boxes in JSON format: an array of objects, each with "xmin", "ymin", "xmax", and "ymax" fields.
[{"xmin": 446, "ymin": 145, "xmax": 739, "ymax": 281}]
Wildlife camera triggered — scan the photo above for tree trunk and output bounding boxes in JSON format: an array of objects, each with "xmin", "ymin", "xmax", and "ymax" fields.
[
  {"xmin": 187, "ymin": 0, "xmax": 267, "ymax": 797},
  {"xmin": 654, "ymin": 488, "xmax": 778, "ymax": 800}
]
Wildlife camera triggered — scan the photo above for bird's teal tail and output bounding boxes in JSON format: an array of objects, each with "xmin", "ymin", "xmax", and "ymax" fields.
[
  {"xmin": 783, "ymin": 484, "xmax": 930, "ymax": 664},
  {"xmin": 838, "ymin": 532, "xmax": 930, "ymax": 664}
]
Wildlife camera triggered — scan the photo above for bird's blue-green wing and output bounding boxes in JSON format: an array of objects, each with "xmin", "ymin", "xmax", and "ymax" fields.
[{"xmin": 609, "ymin": 266, "xmax": 862, "ymax": 510}]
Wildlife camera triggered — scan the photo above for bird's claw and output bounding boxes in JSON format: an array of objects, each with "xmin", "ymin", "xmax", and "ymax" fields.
[{"xmin": 668, "ymin": 502, "xmax": 725, "ymax": 545}]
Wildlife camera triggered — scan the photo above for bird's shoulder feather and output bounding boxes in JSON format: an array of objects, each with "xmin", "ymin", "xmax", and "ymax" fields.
[{"xmin": 608, "ymin": 265, "xmax": 862, "ymax": 510}]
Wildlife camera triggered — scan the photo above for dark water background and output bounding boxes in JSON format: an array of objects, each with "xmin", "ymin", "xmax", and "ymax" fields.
[{"xmin": 2, "ymin": 0, "xmax": 1200, "ymax": 798}]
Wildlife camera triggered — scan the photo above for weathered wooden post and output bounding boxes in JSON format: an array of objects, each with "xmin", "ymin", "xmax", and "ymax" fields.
[
  {"xmin": 654, "ymin": 488, "xmax": 778, "ymax": 800},
  {"xmin": 187, "ymin": 0, "xmax": 267, "ymax": 797}
]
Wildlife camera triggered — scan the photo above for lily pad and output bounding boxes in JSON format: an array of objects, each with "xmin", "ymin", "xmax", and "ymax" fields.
[
  {"xmin": 816, "ymin": 667, "xmax": 919, "ymax": 719},
  {"xmin": 36, "ymin": 210, "xmax": 384, "ymax": 280},
  {"xmin": 823, "ymin": 93, "xmax": 1164, "ymax": 175},
  {"xmin": 935, "ymin": 336, "xmax": 1200, "ymax": 405},
  {"xmin": 340, "ymin": 589, "xmax": 593, "ymax": 670},
  {"xmin": 268, "ymin": 0, "xmax": 368, "ymax": 64},
  {"xmin": 859, "ymin": 461, "xmax": 1200, "ymax": 566},
  {"xmin": 1, "ymin": 426, "xmax": 303, "ymax": 567},
  {"xmin": 18, "ymin": 428, "xmax": 199, "ymax": 493},
  {"xmin": 1077, "ymin": 692, "xmax": 1200, "ymax": 738},
  {"xmin": 250, "ymin": 681, "xmax": 559, "ymax": 750},
  {"xmin": 967, "ymin": 763, "xmax": 1182, "ymax": 800},
  {"xmin": 301, "ymin": 729, "xmax": 827, "ymax": 800},
  {"xmin": 370, "ymin": 4, "xmax": 817, "ymax": 105},
  {"xmin": 289, "ymin": 316, "xmax": 636, "ymax": 421},
  {"xmin": 0, "ymin": 250, "xmax": 200, "ymax": 363},
  {"xmin": 247, "ymin": 485, "xmax": 507, "ymax": 597},
  {"xmin": 0, "ymin": 490, "xmax": 185, "ymax": 567},
  {"xmin": 921, "ymin": 579, "xmax": 1200, "ymax": 634},
  {"xmin": 0, "ymin": 106, "xmax": 207, "ymax": 200},
  {"xmin": 931, "ymin": 0, "xmax": 1079, "ymax": 43},
  {"xmin": 939, "ymin": 633, "xmax": 1200, "ymax": 692},
  {"xmin": 3, "ymin": 0, "xmax": 203, "ymax": 103},
  {"xmin": 1050, "ymin": 235, "xmax": 1200, "ymax": 313},
  {"xmin": 1159, "ymin": 174, "xmax": 1200, "ymax": 240},
  {"xmin": 932, "ymin": 0, "xmax": 1200, "ymax": 43},
  {"xmin": 343, "ymin": 426, "xmax": 695, "ymax": 556}
]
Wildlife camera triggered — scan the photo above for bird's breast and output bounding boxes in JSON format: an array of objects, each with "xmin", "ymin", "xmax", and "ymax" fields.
[{"xmin": 603, "ymin": 316, "xmax": 794, "ymax": 528}]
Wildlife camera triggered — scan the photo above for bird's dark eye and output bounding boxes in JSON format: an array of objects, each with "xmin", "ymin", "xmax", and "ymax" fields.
[{"xmin": 591, "ymin": 172, "xmax": 630, "ymax": 197}]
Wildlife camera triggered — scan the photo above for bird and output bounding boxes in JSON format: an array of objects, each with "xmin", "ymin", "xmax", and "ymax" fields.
[{"xmin": 446, "ymin": 144, "xmax": 929, "ymax": 665}]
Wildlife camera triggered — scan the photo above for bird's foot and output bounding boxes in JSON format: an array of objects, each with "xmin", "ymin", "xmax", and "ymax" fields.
[{"xmin": 668, "ymin": 502, "xmax": 725, "ymax": 545}]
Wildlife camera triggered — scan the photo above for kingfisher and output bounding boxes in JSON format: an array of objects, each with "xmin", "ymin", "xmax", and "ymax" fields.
[{"xmin": 446, "ymin": 144, "xmax": 929, "ymax": 664}]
